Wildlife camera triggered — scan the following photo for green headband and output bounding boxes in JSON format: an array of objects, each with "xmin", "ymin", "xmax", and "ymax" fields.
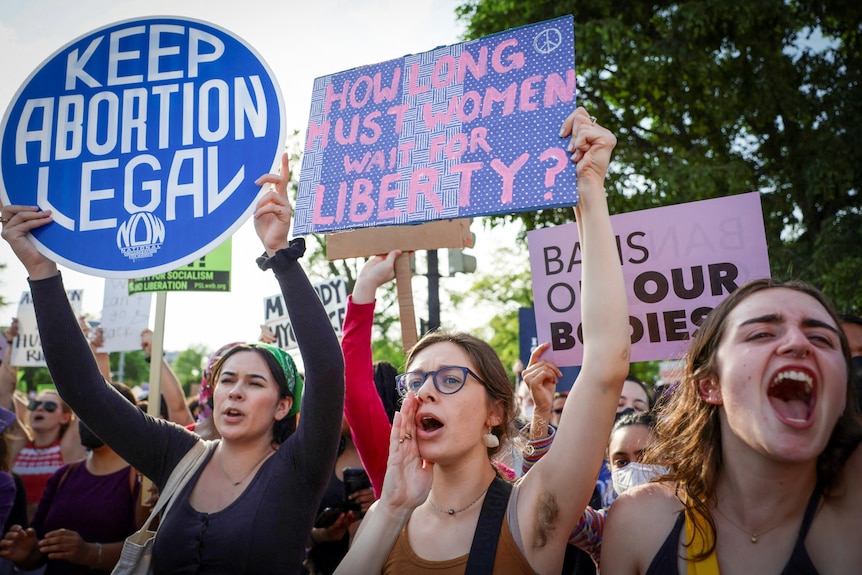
[{"xmin": 249, "ymin": 342, "xmax": 304, "ymax": 418}]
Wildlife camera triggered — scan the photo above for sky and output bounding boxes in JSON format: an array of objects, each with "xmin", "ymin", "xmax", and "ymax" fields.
[{"xmin": 0, "ymin": 0, "xmax": 522, "ymax": 353}]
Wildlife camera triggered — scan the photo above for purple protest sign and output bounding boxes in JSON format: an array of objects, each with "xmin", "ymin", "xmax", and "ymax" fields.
[
  {"xmin": 294, "ymin": 15, "xmax": 576, "ymax": 235},
  {"xmin": 527, "ymin": 192, "xmax": 772, "ymax": 366}
]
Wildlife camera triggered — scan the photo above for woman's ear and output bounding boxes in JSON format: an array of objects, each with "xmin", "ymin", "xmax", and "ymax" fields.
[
  {"xmin": 486, "ymin": 398, "xmax": 504, "ymax": 429},
  {"xmin": 698, "ymin": 377, "xmax": 722, "ymax": 405},
  {"xmin": 274, "ymin": 396, "xmax": 293, "ymax": 421}
]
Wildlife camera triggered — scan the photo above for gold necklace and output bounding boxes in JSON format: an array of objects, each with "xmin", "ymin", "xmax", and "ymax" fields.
[
  {"xmin": 219, "ymin": 449, "xmax": 272, "ymax": 487},
  {"xmin": 713, "ymin": 505, "xmax": 783, "ymax": 544},
  {"xmin": 428, "ymin": 485, "xmax": 490, "ymax": 516}
]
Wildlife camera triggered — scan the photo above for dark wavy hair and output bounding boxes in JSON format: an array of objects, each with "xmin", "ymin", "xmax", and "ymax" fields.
[
  {"xmin": 404, "ymin": 331, "xmax": 516, "ymax": 458},
  {"xmin": 209, "ymin": 345, "xmax": 297, "ymax": 444},
  {"xmin": 624, "ymin": 374, "xmax": 654, "ymax": 411},
  {"xmin": 373, "ymin": 360, "xmax": 400, "ymax": 424},
  {"xmin": 612, "ymin": 410, "xmax": 656, "ymax": 435},
  {"xmin": 645, "ymin": 278, "xmax": 862, "ymax": 559}
]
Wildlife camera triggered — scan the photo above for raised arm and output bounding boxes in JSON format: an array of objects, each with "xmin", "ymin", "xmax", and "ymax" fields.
[
  {"xmin": 81, "ymin": 318, "xmax": 111, "ymax": 383},
  {"xmin": 519, "ymin": 343, "xmax": 562, "ymax": 476},
  {"xmin": 517, "ymin": 108, "xmax": 630, "ymax": 573},
  {"xmin": 0, "ymin": 206, "xmax": 58, "ymax": 281},
  {"xmin": 141, "ymin": 329, "xmax": 194, "ymax": 426},
  {"xmin": 1, "ymin": 320, "xmax": 20, "ymax": 411},
  {"xmin": 523, "ymin": 342, "xmax": 561, "ymax": 442},
  {"xmin": 1, "ymin": 320, "xmax": 32, "ymax": 461},
  {"xmin": 335, "ymin": 392, "xmax": 433, "ymax": 575},
  {"xmin": 253, "ymin": 153, "xmax": 344, "ymax": 483},
  {"xmin": 0, "ymin": 205, "xmax": 198, "ymax": 488},
  {"xmin": 343, "ymin": 250, "xmax": 401, "ymax": 497}
]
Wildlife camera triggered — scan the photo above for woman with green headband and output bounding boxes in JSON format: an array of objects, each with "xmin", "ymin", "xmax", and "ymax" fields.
[{"xmin": 0, "ymin": 153, "xmax": 345, "ymax": 574}]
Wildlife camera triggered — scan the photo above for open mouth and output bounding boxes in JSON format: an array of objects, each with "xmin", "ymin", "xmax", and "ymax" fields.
[
  {"xmin": 767, "ymin": 369, "xmax": 815, "ymax": 425},
  {"xmin": 419, "ymin": 416, "xmax": 443, "ymax": 432},
  {"xmin": 224, "ymin": 408, "xmax": 243, "ymax": 417}
]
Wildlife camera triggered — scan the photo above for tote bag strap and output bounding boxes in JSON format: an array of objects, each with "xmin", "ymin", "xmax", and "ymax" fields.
[{"xmin": 137, "ymin": 439, "xmax": 215, "ymax": 532}]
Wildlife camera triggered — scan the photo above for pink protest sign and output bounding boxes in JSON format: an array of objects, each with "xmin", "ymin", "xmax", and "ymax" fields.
[
  {"xmin": 527, "ymin": 192, "xmax": 771, "ymax": 366},
  {"xmin": 294, "ymin": 16, "xmax": 576, "ymax": 235}
]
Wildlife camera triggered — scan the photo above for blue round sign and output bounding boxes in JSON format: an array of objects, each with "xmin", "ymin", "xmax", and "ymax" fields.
[{"xmin": 0, "ymin": 17, "xmax": 285, "ymax": 278}]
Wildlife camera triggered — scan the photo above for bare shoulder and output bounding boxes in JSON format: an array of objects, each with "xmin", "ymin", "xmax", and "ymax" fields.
[
  {"xmin": 602, "ymin": 482, "xmax": 682, "ymax": 575},
  {"xmin": 838, "ymin": 439, "xmax": 862, "ymax": 494},
  {"xmin": 823, "ymin": 439, "xmax": 862, "ymax": 517},
  {"xmin": 807, "ymin": 442, "xmax": 862, "ymax": 570}
]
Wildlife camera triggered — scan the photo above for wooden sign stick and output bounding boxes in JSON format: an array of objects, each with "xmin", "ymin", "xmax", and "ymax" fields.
[
  {"xmin": 326, "ymin": 219, "xmax": 474, "ymax": 354},
  {"xmin": 140, "ymin": 291, "xmax": 167, "ymax": 506},
  {"xmin": 393, "ymin": 253, "xmax": 418, "ymax": 352}
]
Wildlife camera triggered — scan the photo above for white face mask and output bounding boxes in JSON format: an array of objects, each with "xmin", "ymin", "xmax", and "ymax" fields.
[{"xmin": 611, "ymin": 462, "xmax": 668, "ymax": 496}]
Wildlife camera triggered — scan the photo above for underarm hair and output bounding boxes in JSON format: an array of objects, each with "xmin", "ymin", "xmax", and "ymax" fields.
[{"xmin": 533, "ymin": 491, "xmax": 559, "ymax": 548}]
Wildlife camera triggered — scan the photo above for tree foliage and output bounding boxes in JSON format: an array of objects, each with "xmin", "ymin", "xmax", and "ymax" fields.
[
  {"xmin": 456, "ymin": 0, "xmax": 862, "ymax": 313},
  {"xmin": 171, "ymin": 345, "xmax": 209, "ymax": 395},
  {"xmin": 109, "ymin": 350, "xmax": 150, "ymax": 387},
  {"xmin": 18, "ymin": 367, "xmax": 54, "ymax": 392},
  {"xmin": 449, "ymin": 245, "xmax": 535, "ymax": 383}
]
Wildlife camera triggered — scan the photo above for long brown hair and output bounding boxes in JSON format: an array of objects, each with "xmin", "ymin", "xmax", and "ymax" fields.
[
  {"xmin": 405, "ymin": 331, "xmax": 516, "ymax": 458},
  {"xmin": 645, "ymin": 278, "xmax": 862, "ymax": 558}
]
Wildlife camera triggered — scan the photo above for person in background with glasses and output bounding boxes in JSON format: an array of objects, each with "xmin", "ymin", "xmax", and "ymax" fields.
[
  {"xmin": 11, "ymin": 391, "xmax": 85, "ymax": 523},
  {"xmin": 0, "ymin": 152, "xmax": 345, "ymax": 573},
  {"xmin": 1, "ymin": 383, "xmax": 148, "ymax": 574},
  {"xmin": 337, "ymin": 107, "xmax": 630, "ymax": 575},
  {"xmin": 341, "ymin": 250, "xmax": 519, "ymax": 505}
]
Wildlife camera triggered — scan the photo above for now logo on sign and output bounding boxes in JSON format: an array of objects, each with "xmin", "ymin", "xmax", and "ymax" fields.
[{"xmin": 1, "ymin": 17, "xmax": 285, "ymax": 279}]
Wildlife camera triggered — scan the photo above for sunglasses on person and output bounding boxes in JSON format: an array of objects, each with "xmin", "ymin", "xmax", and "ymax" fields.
[
  {"xmin": 27, "ymin": 400, "xmax": 60, "ymax": 413},
  {"xmin": 396, "ymin": 366, "xmax": 487, "ymax": 398}
]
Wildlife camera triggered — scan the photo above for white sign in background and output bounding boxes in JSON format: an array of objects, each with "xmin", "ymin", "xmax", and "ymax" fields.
[
  {"xmin": 10, "ymin": 281, "xmax": 151, "ymax": 364},
  {"xmin": 99, "ymin": 279, "xmax": 152, "ymax": 353},
  {"xmin": 13, "ymin": 289, "xmax": 83, "ymax": 367},
  {"xmin": 263, "ymin": 277, "xmax": 348, "ymax": 350}
]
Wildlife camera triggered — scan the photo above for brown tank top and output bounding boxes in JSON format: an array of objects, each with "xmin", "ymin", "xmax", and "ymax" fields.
[{"xmin": 382, "ymin": 512, "xmax": 535, "ymax": 574}]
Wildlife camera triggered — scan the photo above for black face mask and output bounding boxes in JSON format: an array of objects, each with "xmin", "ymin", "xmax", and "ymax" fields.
[
  {"xmin": 78, "ymin": 420, "xmax": 105, "ymax": 450},
  {"xmin": 615, "ymin": 407, "xmax": 636, "ymax": 423}
]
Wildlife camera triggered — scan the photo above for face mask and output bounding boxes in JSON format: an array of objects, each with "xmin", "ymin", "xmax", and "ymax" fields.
[
  {"xmin": 78, "ymin": 420, "xmax": 105, "ymax": 450},
  {"xmin": 611, "ymin": 462, "xmax": 668, "ymax": 496},
  {"xmin": 614, "ymin": 407, "xmax": 636, "ymax": 423}
]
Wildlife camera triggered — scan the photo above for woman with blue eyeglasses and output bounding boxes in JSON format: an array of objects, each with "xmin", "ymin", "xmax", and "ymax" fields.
[{"xmin": 337, "ymin": 107, "xmax": 631, "ymax": 575}]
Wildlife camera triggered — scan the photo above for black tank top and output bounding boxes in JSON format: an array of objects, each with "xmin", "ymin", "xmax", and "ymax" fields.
[{"xmin": 645, "ymin": 483, "xmax": 822, "ymax": 575}]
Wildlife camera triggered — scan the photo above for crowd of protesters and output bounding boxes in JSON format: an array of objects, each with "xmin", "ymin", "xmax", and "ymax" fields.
[{"xmin": 0, "ymin": 106, "xmax": 859, "ymax": 575}]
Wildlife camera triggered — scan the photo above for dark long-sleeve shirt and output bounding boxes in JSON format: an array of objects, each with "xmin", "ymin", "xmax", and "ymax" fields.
[{"xmin": 30, "ymin": 244, "xmax": 344, "ymax": 574}]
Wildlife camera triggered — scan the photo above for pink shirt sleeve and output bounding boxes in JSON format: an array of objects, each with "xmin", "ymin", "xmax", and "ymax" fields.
[{"xmin": 342, "ymin": 295, "xmax": 392, "ymax": 498}]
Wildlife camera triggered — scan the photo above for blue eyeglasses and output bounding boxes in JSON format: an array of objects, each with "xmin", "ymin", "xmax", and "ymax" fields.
[{"xmin": 395, "ymin": 366, "xmax": 487, "ymax": 398}]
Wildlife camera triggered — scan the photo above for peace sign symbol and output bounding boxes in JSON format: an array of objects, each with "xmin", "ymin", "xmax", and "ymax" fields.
[{"xmin": 533, "ymin": 27, "xmax": 563, "ymax": 55}]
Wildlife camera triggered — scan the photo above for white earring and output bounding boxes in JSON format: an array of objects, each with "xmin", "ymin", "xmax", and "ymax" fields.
[{"xmin": 483, "ymin": 427, "xmax": 499, "ymax": 448}]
